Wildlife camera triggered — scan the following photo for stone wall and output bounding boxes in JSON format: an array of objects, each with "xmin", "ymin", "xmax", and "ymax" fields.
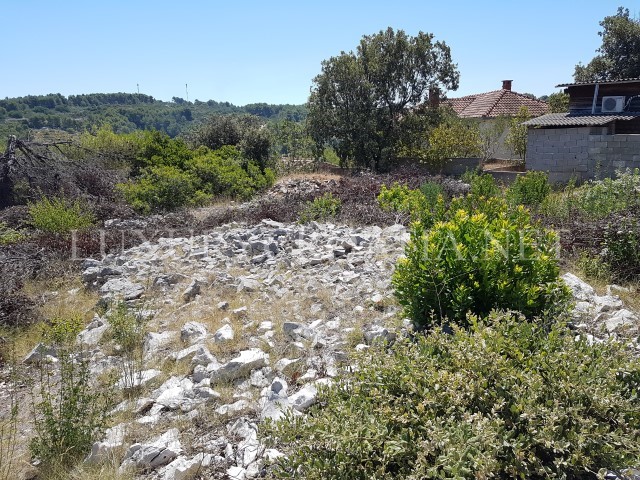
[{"xmin": 527, "ymin": 127, "xmax": 640, "ymax": 183}]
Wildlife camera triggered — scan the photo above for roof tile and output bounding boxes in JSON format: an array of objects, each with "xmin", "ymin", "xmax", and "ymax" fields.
[{"xmin": 445, "ymin": 89, "xmax": 549, "ymax": 118}]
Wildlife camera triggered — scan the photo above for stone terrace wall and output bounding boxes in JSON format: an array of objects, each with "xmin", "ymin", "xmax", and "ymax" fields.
[{"xmin": 527, "ymin": 127, "xmax": 640, "ymax": 183}]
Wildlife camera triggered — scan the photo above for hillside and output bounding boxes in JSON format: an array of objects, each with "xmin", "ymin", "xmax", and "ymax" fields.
[{"xmin": 0, "ymin": 93, "xmax": 307, "ymax": 138}]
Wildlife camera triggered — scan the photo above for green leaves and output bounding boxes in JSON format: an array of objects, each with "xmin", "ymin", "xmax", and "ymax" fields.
[
  {"xmin": 574, "ymin": 7, "xmax": 640, "ymax": 82},
  {"xmin": 117, "ymin": 145, "xmax": 276, "ymax": 213},
  {"xmin": 265, "ymin": 314, "xmax": 640, "ymax": 479},
  {"xmin": 392, "ymin": 193, "xmax": 570, "ymax": 330},
  {"xmin": 298, "ymin": 193, "xmax": 342, "ymax": 223},
  {"xmin": 307, "ymin": 28, "xmax": 459, "ymax": 170},
  {"xmin": 28, "ymin": 196, "xmax": 95, "ymax": 233}
]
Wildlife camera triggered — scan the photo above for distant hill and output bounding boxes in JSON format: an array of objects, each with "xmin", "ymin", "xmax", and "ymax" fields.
[{"xmin": 0, "ymin": 92, "xmax": 307, "ymax": 138}]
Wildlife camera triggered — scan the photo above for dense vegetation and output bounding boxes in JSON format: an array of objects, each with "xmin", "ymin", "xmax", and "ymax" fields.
[
  {"xmin": 267, "ymin": 312, "xmax": 640, "ymax": 479},
  {"xmin": 0, "ymin": 92, "xmax": 306, "ymax": 138}
]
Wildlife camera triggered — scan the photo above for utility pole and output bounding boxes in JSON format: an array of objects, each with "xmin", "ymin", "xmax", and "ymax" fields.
[
  {"xmin": 137, "ymin": 83, "xmax": 140, "ymax": 94},
  {"xmin": 185, "ymin": 83, "xmax": 189, "ymax": 102}
]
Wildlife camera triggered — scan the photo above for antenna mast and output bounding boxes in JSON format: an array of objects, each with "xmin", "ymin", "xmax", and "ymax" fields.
[{"xmin": 185, "ymin": 83, "xmax": 189, "ymax": 102}]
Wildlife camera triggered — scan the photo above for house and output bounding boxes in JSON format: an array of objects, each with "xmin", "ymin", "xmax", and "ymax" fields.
[
  {"xmin": 445, "ymin": 80, "xmax": 549, "ymax": 160},
  {"xmin": 524, "ymin": 78, "xmax": 640, "ymax": 182}
]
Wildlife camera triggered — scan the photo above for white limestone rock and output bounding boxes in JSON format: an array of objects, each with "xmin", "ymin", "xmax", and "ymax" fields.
[
  {"xmin": 180, "ymin": 321, "xmax": 208, "ymax": 344},
  {"xmin": 120, "ymin": 428, "xmax": 182, "ymax": 472},
  {"xmin": 562, "ymin": 273, "xmax": 595, "ymax": 301},
  {"xmin": 213, "ymin": 324, "xmax": 235, "ymax": 343},
  {"xmin": 85, "ymin": 423, "xmax": 127, "ymax": 464},
  {"xmin": 211, "ymin": 349, "xmax": 268, "ymax": 383}
]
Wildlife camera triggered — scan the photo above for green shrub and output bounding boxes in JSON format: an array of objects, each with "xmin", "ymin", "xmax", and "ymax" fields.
[
  {"xmin": 576, "ymin": 250, "xmax": 611, "ymax": 282},
  {"xmin": 393, "ymin": 198, "xmax": 570, "ymax": 330},
  {"xmin": 462, "ymin": 170, "xmax": 501, "ymax": 200},
  {"xmin": 423, "ymin": 119, "xmax": 482, "ymax": 171},
  {"xmin": 31, "ymin": 316, "xmax": 112, "ymax": 468},
  {"xmin": 75, "ymin": 124, "xmax": 142, "ymax": 166},
  {"xmin": 265, "ymin": 312, "xmax": 640, "ymax": 479},
  {"xmin": 187, "ymin": 146, "xmax": 275, "ymax": 199},
  {"xmin": 131, "ymin": 129, "xmax": 195, "ymax": 175},
  {"xmin": 505, "ymin": 106, "xmax": 531, "ymax": 160},
  {"xmin": 540, "ymin": 170, "xmax": 640, "ymax": 220},
  {"xmin": 322, "ymin": 146, "xmax": 340, "ymax": 166},
  {"xmin": 419, "ymin": 181, "xmax": 445, "ymax": 204},
  {"xmin": 506, "ymin": 170, "xmax": 550, "ymax": 207},
  {"xmin": 28, "ymin": 196, "xmax": 95, "ymax": 233},
  {"xmin": 298, "ymin": 193, "xmax": 341, "ymax": 223},
  {"xmin": 377, "ymin": 183, "xmax": 446, "ymax": 227},
  {"xmin": 602, "ymin": 218, "xmax": 640, "ymax": 282},
  {"xmin": 0, "ymin": 222, "xmax": 26, "ymax": 245},
  {"xmin": 117, "ymin": 164, "xmax": 209, "ymax": 213}
]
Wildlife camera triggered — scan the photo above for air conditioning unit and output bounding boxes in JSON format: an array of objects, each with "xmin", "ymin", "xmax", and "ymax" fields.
[{"xmin": 601, "ymin": 96, "xmax": 625, "ymax": 113}]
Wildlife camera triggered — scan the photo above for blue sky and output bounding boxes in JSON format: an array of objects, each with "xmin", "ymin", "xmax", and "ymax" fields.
[{"xmin": 2, "ymin": 1, "xmax": 632, "ymax": 105}]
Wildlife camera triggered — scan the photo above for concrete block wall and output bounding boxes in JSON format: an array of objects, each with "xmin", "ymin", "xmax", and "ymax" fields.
[{"xmin": 527, "ymin": 127, "xmax": 640, "ymax": 183}]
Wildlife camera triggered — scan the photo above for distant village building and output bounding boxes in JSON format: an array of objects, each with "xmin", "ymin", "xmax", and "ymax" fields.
[
  {"xmin": 524, "ymin": 78, "xmax": 640, "ymax": 182},
  {"xmin": 445, "ymin": 80, "xmax": 549, "ymax": 160}
]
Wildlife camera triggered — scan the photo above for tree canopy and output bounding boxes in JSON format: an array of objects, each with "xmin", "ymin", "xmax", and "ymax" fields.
[
  {"xmin": 307, "ymin": 27, "xmax": 459, "ymax": 171},
  {"xmin": 574, "ymin": 7, "xmax": 640, "ymax": 82}
]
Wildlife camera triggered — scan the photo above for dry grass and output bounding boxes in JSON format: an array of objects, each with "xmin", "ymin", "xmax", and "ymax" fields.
[
  {"xmin": 0, "ymin": 275, "xmax": 99, "ymax": 361},
  {"xmin": 24, "ymin": 277, "xmax": 99, "ymax": 324},
  {"xmin": 276, "ymin": 172, "xmax": 344, "ymax": 183}
]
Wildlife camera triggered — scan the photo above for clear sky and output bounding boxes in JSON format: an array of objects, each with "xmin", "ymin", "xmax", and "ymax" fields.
[{"xmin": 2, "ymin": 1, "xmax": 633, "ymax": 105}]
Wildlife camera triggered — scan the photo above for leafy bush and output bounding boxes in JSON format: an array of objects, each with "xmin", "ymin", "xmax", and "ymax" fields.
[
  {"xmin": 74, "ymin": 124, "xmax": 142, "ymax": 166},
  {"xmin": 505, "ymin": 106, "xmax": 531, "ymax": 160},
  {"xmin": 117, "ymin": 165, "xmax": 209, "ymax": 213},
  {"xmin": 602, "ymin": 218, "xmax": 640, "ymax": 282},
  {"xmin": 31, "ymin": 316, "xmax": 112, "ymax": 468},
  {"xmin": 266, "ymin": 313, "xmax": 640, "ymax": 479},
  {"xmin": 419, "ymin": 181, "xmax": 445, "ymax": 204},
  {"xmin": 506, "ymin": 170, "xmax": 550, "ymax": 207},
  {"xmin": 378, "ymin": 183, "xmax": 445, "ymax": 227},
  {"xmin": 577, "ymin": 250, "xmax": 611, "ymax": 282},
  {"xmin": 0, "ymin": 222, "xmax": 26, "ymax": 245},
  {"xmin": 393, "ymin": 197, "xmax": 570, "ymax": 330},
  {"xmin": 187, "ymin": 146, "xmax": 275, "ymax": 199},
  {"xmin": 188, "ymin": 113, "xmax": 274, "ymax": 168},
  {"xmin": 28, "ymin": 196, "xmax": 95, "ymax": 233},
  {"xmin": 131, "ymin": 129, "xmax": 196, "ymax": 174},
  {"xmin": 298, "ymin": 193, "xmax": 342, "ymax": 223},
  {"xmin": 541, "ymin": 170, "xmax": 640, "ymax": 220},
  {"xmin": 424, "ymin": 119, "xmax": 482, "ymax": 171},
  {"xmin": 462, "ymin": 170, "xmax": 501, "ymax": 200}
]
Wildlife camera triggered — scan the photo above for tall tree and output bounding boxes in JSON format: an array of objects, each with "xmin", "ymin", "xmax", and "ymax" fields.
[
  {"xmin": 574, "ymin": 7, "xmax": 640, "ymax": 82},
  {"xmin": 307, "ymin": 27, "xmax": 459, "ymax": 170}
]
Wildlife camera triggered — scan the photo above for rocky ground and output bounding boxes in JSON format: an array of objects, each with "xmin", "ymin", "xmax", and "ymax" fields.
[
  {"xmin": 19, "ymin": 219, "xmax": 410, "ymax": 479},
  {"xmin": 2, "ymin": 182, "xmax": 640, "ymax": 479}
]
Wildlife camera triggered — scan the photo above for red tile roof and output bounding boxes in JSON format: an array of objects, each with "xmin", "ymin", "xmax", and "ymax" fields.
[{"xmin": 445, "ymin": 89, "xmax": 549, "ymax": 118}]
